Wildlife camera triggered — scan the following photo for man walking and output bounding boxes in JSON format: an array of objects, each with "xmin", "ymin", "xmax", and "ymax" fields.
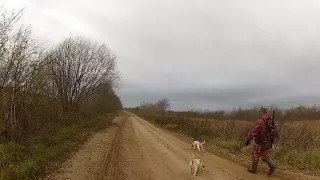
[{"xmin": 245, "ymin": 107, "xmax": 278, "ymax": 176}]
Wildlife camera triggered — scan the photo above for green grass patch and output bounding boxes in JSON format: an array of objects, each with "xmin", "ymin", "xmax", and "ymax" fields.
[{"xmin": 0, "ymin": 111, "xmax": 119, "ymax": 180}]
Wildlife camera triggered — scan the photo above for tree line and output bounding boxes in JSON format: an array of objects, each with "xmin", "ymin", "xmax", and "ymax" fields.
[
  {"xmin": 0, "ymin": 7, "xmax": 122, "ymax": 142},
  {"xmin": 132, "ymin": 98, "xmax": 170, "ymax": 114},
  {"xmin": 132, "ymin": 99, "xmax": 320, "ymax": 122}
]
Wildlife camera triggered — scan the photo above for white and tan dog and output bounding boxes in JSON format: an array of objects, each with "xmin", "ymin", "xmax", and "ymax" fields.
[
  {"xmin": 191, "ymin": 140, "xmax": 206, "ymax": 152},
  {"xmin": 189, "ymin": 152, "xmax": 205, "ymax": 179}
]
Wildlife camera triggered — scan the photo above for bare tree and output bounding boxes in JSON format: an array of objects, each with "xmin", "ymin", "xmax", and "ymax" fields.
[
  {"xmin": 0, "ymin": 6, "xmax": 24, "ymax": 91},
  {"xmin": 156, "ymin": 98, "xmax": 170, "ymax": 114},
  {"xmin": 140, "ymin": 101, "xmax": 147, "ymax": 108},
  {"xmin": 48, "ymin": 37, "xmax": 119, "ymax": 113},
  {"xmin": 0, "ymin": 6, "xmax": 122, "ymax": 142},
  {"xmin": 0, "ymin": 7, "xmax": 47, "ymax": 140},
  {"xmin": 80, "ymin": 81, "xmax": 122, "ymax": 116}
]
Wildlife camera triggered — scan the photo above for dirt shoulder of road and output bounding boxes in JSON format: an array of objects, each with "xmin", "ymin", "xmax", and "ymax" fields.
[{"xmin": 44, "ymin": 115, "xmax": 125, "ymax": 180}]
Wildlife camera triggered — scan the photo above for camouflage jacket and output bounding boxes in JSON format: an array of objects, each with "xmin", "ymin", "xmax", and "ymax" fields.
[{"xmin": 246, "ymin": 114, "xmax": 276, "ymax": 149}]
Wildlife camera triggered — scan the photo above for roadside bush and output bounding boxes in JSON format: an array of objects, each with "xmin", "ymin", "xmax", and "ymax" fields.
[{"xmin": 0, "ymin": 112, "xmax": 119, "ymax": 180}]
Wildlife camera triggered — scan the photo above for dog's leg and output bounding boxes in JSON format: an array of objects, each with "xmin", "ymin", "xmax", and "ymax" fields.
[
  {"xmin": 201, "ymin": 145, "xmax": 205, "ymax": 152},
  {"xmin": 193, "ymin": 167, "xmax": 198, "ymax": 179},
  {"xmin": 197, "ymin": 145, "xmax": 201, "ymax": 152},
  {"xmin": 199, "ymin": 163, "xmax": 203, "ymax": 172}
]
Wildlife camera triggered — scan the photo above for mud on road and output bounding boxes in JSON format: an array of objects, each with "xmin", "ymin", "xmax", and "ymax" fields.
[{"xmin": 47, "ymin": 111, "xmax": 319, "ymax": 180}]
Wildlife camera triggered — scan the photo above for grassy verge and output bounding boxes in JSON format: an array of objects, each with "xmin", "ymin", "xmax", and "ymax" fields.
[
  {"xmin": 131, "ymin": 111, "xmax": 320, "ymax": 175},
  {"xmin": 0, "ymin": 111, "xmax": 119, "ymax": 180}
]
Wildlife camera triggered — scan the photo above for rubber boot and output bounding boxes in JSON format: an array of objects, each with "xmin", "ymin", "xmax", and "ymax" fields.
[
  {"xmin": 247, "ymin": 160, "xmax": 258, "ymax": 174},
  {"xmin": 264, "ymin": 158, "xmax": 277, "ymax": 176}
]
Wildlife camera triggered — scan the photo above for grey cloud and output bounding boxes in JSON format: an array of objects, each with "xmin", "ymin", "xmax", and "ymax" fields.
[{"xmin": 4, "ymin": 0, "xmax": 320, "ymax": 110}]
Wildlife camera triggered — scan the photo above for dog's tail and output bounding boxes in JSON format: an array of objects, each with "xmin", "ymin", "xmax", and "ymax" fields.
[{"xmin": 202, "ymin": 140, "xmax": 206, "ymax": 144}]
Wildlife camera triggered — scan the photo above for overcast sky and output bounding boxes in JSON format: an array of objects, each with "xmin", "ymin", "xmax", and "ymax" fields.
[{"xmin": 3, "ymin": 0, "xmax": 320, "ymax": 111}]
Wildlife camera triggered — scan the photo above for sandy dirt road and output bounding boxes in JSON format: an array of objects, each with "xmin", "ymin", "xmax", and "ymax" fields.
[{"xmin": 47, "ymin": 111, "xmax": 319, "ymax": 180}]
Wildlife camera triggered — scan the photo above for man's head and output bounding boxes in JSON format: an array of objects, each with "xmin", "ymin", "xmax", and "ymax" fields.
[
  {"xmin": 260, "ymin": 107, "xmax": 268, "ymax": 114},
  {"xmin": 260, "ymin": 107, "xmax": 271, "ymax": 120}
]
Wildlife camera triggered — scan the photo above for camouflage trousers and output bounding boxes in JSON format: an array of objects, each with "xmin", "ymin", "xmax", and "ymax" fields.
[{"xmin": 252, "ymin": 144, "xmax": 269, "ymax": 161}]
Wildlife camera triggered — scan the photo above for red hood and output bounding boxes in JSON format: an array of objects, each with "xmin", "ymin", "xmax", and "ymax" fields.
[{"xmin": 261, "ymin": 113, "xmax": 271, "ymax": 120}]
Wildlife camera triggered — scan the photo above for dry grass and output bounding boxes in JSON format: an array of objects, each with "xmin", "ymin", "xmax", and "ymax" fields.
[{"xmin": 130, "ymin": 109, "xmax": 320, "ymax": 173}]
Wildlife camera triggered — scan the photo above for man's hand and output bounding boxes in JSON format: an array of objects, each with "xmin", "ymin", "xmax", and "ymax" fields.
[{"xmin": 245, "ymin": 140, "xmax": 250, "ymax": 146}]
